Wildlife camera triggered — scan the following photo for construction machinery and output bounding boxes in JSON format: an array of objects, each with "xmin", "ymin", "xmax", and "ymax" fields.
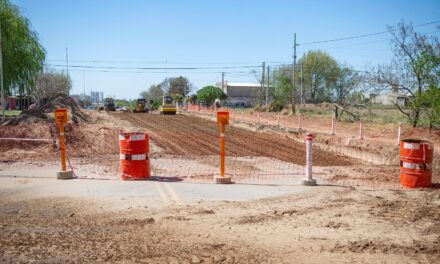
[
  {"xmin": 104, "ymin": 98, "xmax": 116, "ymax": 111},
  {"xmin": 159, "ymin": 95, "xmax": 177, "ymax": 115},
  {"xmin": 133, "ymin": 98, "xmax": 149, "ymax": 113}
]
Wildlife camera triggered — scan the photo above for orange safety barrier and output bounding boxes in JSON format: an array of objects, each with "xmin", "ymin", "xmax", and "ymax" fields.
[
  {"xmin": 119, "ymin": 132, "xmax": 150, "ymax": 180},
  {"xmin": 399, "ymin": 139, "xmax": 433, "ymax": 188}
]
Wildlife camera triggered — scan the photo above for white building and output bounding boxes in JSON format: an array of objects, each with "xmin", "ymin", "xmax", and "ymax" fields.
[
  {"xmin": 369, "ymin": 92, "xmax": 409, "ymax": 106},
  {"xmin": 216, "ymin": 82, "xmax": 262, "ymax": 107}
]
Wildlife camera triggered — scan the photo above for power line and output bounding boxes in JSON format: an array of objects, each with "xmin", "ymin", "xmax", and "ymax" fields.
[
  {"xmin": 46, "ymin": 59, "xmax": 286, "ymax": 65},
  {"xmin": 318, "ymin": 30, "xmax": 440, "ymax": 51},
  {"xmin": 47, "ymin": 63, "xmax": 260, "ymax": 70},
  {"xmin": 51, "ymin": 67, "xmax": 253, "ymax": 74},
  {"xmin": 300, "ymin": 20, "xmax": 440, "ymax": 46}
]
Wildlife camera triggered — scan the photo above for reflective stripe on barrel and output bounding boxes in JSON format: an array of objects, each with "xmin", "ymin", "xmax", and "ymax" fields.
[
  {"xmin": 119, "ymin": 132, "xmax": 150, "ymax": 180},
  {"xmin": 400, "ymin": 140, "xmax": 433, "ymax": 163},
  {"xmin": 400, "ymin": 161, "xmax": 432, "ymax": 170},
  {"xmin": 118, "ymin": 133, "xmax": 146, "ymax": 141},
  {"xmin": 403, "ymin": 142, "xmax": 420, "ymax": 150},
  {"xmin": 399, "ymin": 139, "xmax": 433, "ymax": 188},
  {"xmin": 119, "ymin": 154, "xmax": 149, "ymax": 160}
]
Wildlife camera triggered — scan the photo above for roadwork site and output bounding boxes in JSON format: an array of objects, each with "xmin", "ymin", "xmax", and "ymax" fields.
[{"xmin": 1, "ymin": 107, "xmax": 439, "ymax": 263}]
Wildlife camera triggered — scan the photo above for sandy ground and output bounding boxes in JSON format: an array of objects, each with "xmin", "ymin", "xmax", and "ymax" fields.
[
  {"xmin": 1, "ymin": 109, "xmax": 440, "ymax": 263},
  {"xmin": 0, "ymin": 179, "xmax": 439, "ymax": 263}
]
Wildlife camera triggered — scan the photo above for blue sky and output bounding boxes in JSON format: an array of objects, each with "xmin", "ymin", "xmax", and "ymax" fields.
[{"xmin": 11, "ymin": 0, "xmax": 440, "ymax": 99}]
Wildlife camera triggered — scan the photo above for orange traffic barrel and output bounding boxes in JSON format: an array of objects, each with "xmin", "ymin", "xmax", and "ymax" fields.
[
  {"xmin": 400, "ymin": 139, "xmax": 433, "ymax": 188},
  {"xmin": 119, "ymin": 132, "xmax": 150, "ymax": 180}
]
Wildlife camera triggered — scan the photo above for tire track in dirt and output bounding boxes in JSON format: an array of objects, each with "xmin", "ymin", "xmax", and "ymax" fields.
[
  {"xmin": 123, "ymin": 114, "xmax": 187, "ymax": 154},
  {"xmin": 129, "ymin": 114, "xmax": 218, "ymax": 155},
  {"xmin": 116, "ymin": 113, "xmax": 357, "ymax": 166}
]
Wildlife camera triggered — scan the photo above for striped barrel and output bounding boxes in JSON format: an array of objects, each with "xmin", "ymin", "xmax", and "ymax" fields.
[
  {"xmin": 119, "ymin": 132, "xmax": 150, "ymax": 180},
  {"xmin": 400, "ymin": 139, "xmax": 433, "ymax": 188}
]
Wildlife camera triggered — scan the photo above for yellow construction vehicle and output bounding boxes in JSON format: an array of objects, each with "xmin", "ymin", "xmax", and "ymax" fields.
[
  {"xmin": 133, "ymin": 98, "xmax": 149, "ymax": 113},
  {"xmin": 159, "ymin": 95, "xmax": 177, "ymax": 115}
]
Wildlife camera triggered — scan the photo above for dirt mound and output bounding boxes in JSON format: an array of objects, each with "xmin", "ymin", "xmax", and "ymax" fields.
[
  {"xmin": 0, "ymin": 124, "xmax": 56, "ymax": 162},
  {"xmin": 2, "ymin": 94, "xmax": 90, "ymax": 126},
  {"xmin": 402, "ymin": 127, "xmax": 440, "ymax": 144}
]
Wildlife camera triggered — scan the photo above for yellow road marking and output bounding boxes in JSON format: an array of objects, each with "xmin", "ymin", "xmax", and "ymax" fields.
[
  {"xmin": 164, "ymin": 183, "xmax": 183, "ymax": 205},
  {"xmin": 155, "ymin": 182, "xmax": 170, "ymax": 206}
]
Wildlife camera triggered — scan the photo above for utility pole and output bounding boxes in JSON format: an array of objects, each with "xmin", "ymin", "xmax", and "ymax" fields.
[
  {"xmin": 66, "ymin": 48, "xmax": 69, "ymax": 95},
  {"xmin": 300, "ymin": 62, "xmax": 304, "ymax": 104},
  {"xmin": 261, "ymin": 62, "xmax": 265, "ymax": 106},
  {"xmin": 221, "ymin": 72, "xmax": 225, "ymax": 93},
  {"xmin": 265, "ymin": 65, "xmax": 270, "ymax": 105},
  {"xmin": 83, "ymin": 71, "xmax": 86, "ymax": 108},
  {"xmin": 291, "ymin": 33, "xmax": 297, "ymax": 111},
  {"xmin": 0, "ymin": 19, "xmax": 4, "ymax": 122}
]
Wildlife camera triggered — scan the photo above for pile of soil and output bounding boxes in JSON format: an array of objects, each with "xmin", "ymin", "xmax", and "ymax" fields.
[{"xmin": 2, "ymin": 94, "xmax": 90, "ymax": 126}]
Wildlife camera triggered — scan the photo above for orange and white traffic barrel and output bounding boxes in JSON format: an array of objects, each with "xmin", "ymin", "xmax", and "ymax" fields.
[
  {"xmin": 400, "ymin": 139, "xmax": 433, "ymax": 188},
  {"xmin": 119, "ymin": 132, "xmax": 151, "ymax": 180}
]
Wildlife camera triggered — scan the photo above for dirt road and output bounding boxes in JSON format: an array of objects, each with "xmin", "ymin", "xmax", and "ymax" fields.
[
  {"xmin": 1, "ymin": 179, "xmax": 439, "ymax": 263},
  {"xmin": 116, "ymin": 113, "xmax": 356, "ymax": 167}
]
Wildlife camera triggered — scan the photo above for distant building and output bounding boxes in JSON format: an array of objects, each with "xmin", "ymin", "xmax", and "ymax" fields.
[
  {"xmin": 216, "ymin": 81, "xmax": 262, "ymax": 107},
  {"xmin": 369, "ymin": 92, "xmax": 409, "ymax": 106},
  {"xmin": 90, "ymin": 91, "xmax": 104, "ymax": 103},
  {"xmin": 369, "ymin": 84, "xmax": 409, "ymax": 106},
  {"xmin": 3, "ymin": 96, "xmax": 32, "ymax": 110},
  {"xmin": 70, "ymin": 94, "xmax": 90, "ymax": 104}
]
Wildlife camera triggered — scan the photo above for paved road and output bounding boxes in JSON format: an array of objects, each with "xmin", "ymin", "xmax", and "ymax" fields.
[{"xmin": 0, "ymin": 175, "xmax": 313, "ymax": 210}]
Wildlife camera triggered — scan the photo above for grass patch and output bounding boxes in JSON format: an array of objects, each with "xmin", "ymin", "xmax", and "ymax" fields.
[{"xmin": 1, "ymin": 110, "xmax": 22, "ymax": 116}]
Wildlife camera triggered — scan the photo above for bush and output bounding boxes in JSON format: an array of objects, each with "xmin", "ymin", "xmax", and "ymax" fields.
[{"xmin": 196, "ymin": 86, "xmax": 226, "ymax": 106}]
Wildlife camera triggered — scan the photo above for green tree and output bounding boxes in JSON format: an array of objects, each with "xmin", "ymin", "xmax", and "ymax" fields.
[
  {"xmin": 140, "ymin": 83, "xmax": 164, "ymax": 108},
  {"xmin": 270, "ymin": 51, "xmax": 340, "ymax": 110},
  {"xmin": 196, "ymin": 86, "xmax": 227, "ymax": 106},
  {"xmin": 374, "ymin": 21, "xmax": 440, "ymax": 127},
  {"xmin": 270, "ymin": 65, "xmax": 292, "ymax": 111},
  {"xmin": 417, "ymin": 51, "xmax": 440, "ymax": 128},
  {"xmin": 328, "ymin": 65, "xmax": 363, "ymax": 119},
  {"xmin": 185, "ymin": 94, "xmax": 198, "ymax": 104},
  {"xmin": 162, "ymin": 76, "xmax": 192, "ymax": 97},
  {"xmin": 419, "ymin": 85, "xmax": 440, "ymax": 129},
  {"xmin": 171, "ymin": 93, "xmax": 183, "ymax": 105},
  {"xmin": 1, "ymin": 0, "xmax": 46, "ymax": 96},
  {"xmin": 148, "ymin": 84, "xmax": 164, "ymax": 101},
  {"xmin": 299, "ymin": 50, "xmax": 339, "ymax": 103}
]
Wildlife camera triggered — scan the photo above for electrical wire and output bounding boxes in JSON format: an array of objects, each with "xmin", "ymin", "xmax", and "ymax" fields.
[
  {"xmin": 318, "ymin": 30, "xmax": 440, "ymax": 50},
  {"xmin": 300, "ymin": 20, "xmax": 440, "ymax": 46},
  {"xmin": 47, "ymin": 64, "xmax": 260, "ymax": 70},
  {"xmin": 48, "ymin": 67, "xmax": 254, "ymax": 74},
  {"xmin": 46, "ymin": 59, "xmax": 287, "ymax": 65}
]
